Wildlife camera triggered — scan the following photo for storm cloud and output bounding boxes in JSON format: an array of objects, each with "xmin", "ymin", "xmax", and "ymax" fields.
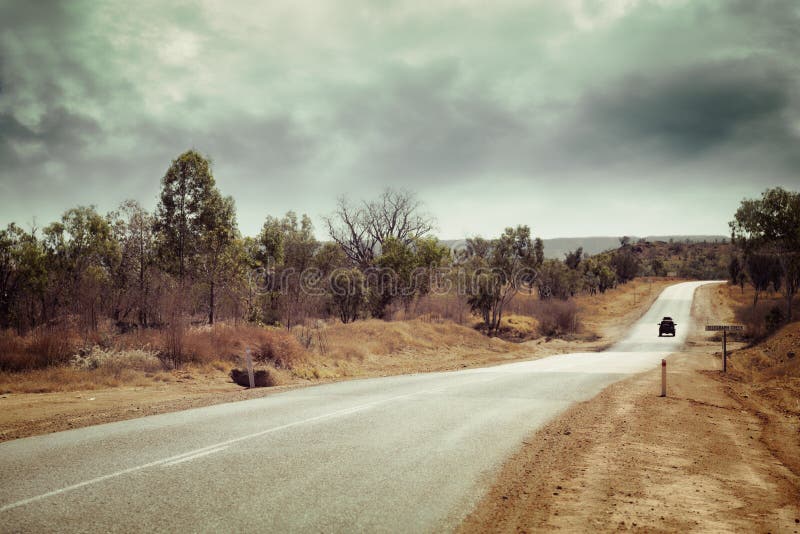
[{"xmin": 1, "ymin": 0, "xmax": 799, "ymax": 238}]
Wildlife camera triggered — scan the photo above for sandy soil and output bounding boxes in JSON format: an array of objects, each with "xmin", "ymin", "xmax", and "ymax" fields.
[
  {"xmin": 0, "ymin": 278, "xmax": 676, "ymax": 443},
  {"xmin": 460, "ymin": 284, "xmax": 800, "ymax": 533}
]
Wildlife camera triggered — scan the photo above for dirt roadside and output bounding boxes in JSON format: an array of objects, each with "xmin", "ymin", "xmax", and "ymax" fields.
[
  {"xmin": 0, "ymin": 279, "xmax": 673, "ymax": 443},
  {"xmin": 460, "ymin": 284, "xmax": 800, "ymax": 533}
]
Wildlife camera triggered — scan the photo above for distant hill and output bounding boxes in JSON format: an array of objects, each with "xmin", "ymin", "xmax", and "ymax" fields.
[{"xmin": 440, "ymin": 235, "xmax": 729, "ymax": 259}]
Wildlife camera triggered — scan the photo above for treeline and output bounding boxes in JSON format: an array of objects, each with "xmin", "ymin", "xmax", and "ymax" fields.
[
  {"xmin": 1, "ymin": 150, "xmax": 651, "ymax": 339},
  {"xmin": 729, "ymin": 187, "xmax": 800, "ymax": 325}
]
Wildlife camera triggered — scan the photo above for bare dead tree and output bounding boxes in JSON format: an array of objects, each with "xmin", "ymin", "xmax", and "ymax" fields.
[
  {"xmin": 324, "ymin": 197, "xmax": 377, "ymax": 268},
  {"xmin": 324, "ymin": 189, "xmax": 435, "ymax": 268},
  {"xmin": 365, "ymin": 189, "xmax": 434, "ymax": 247}
]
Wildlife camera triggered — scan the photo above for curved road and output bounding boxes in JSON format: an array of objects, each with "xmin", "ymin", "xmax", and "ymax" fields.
[{"xmin": 0, "ymin": 281, "xmax": 717, "ymax": 532}]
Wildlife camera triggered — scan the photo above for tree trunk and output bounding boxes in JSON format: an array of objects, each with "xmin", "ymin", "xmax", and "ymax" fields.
[{"xmin": 209, "ymin": 279, "xmax": 215, "ymax": 325}]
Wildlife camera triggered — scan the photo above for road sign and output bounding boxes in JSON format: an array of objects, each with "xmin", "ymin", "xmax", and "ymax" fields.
[{"xmin": 705, "ymin": 325, "xmax": 744, "ymax": 372}]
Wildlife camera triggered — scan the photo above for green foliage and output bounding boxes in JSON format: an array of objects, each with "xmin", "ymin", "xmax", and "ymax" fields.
[
  {"xmin": 650, "ymin": 258, "xmax": 667, "ymax": 277},
  {"xmin": 465, "ymin": 225, "xmax": 542, "ymax": 335},
  {"xmin": 154, "ymin": 150, "xmax": 218, "ymax": 280},
  {"xmin": 536, "ymin": 259, "xmax": 580, "ymax": 300},
  {"xmin": 251, "ymin": 211, "xmax": 319, "ymax": 328},
  {"xmin": 329, "ymin": 268, "xmax": 366, "ymax": 323},
  {"xmin": 564, "ymin": 247, "xmax": 583, "ymax": 270},
  {"xmin": 610, "ymin": 246, "xmax": 639, "ymax": 283},
  {"xmin": 369, "ymin": 236, "xmax": 450, "ymax": 318},
  {"xmin": 731, "ymin": 187, "xmax": 800, "ymax": 322},
  {"xmin": 581, "ymin": 257, "xmax": 616, "ymax": 295}
]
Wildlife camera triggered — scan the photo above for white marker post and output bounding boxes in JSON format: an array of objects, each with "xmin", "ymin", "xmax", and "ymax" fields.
[
  {"xmin": 660, "ymin": 359, "xmax": 666, "ymax": 397},
  {"xmin": 245, "ymin": 348, "xmax": 255, "ymax": 388}
]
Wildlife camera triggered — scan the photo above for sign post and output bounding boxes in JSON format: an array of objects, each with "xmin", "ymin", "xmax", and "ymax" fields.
[
  {"xmin": 705, "ymin": 325, "xmax": 744, "ymax": 373},
  {"xmin": 245, "ymin": 348, "xmax": 255, "ymax": 388}
]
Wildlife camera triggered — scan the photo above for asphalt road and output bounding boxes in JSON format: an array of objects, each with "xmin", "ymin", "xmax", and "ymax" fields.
[{"xmin": 0, "ymin": 281, "xmax": 718, "ymax": 533}]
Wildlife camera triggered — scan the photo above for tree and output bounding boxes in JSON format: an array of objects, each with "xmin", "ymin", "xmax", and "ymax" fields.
[
  {"xmin": 564, "ymin": 247, "xmax": 583, "ymax": 270},
  {"xmin": 255, "ymin": 212, "xmax": 319, "ymax": 328},
  {"xmin": 536, "ymin": 259, "xmax": 580, "ymax": 299},
  {"xmin": 370, "ymin": 236, "xmax": 449, "ymax": 316},
  {"xmin": 0, "ymin": 224, "xmax": 24, "ymax": 328},
  {"xmin": 154, "ymin": 150, "xmax": 218, "ymax": 281},
  {"xmin": 329, "ymin": 268, "xmax": 366, "ymax": 323},
  {"xmin": 324, "ymin": 189, "xmax": 434, "ymax": 268},
  {"xmin": 465, "ymin": 226, "xmax": 542, "ymax": 335},
  {"xmin": 108, "ymin": 200, "xmax": 156, "ymax": 327},
  {"xmin": 196, "ymin": 191, "xmax": 238, "ymax": 325},
  {"xmin": 610, "ymin": 246, "xmax": 639, "ymax": 283},
  {"xmin": 650, "ymin": 258, "xmax": 667, "ymax": 277},
  {"xmin": 727, "ymin": 256, "xmax": 745, "ymax": 293},
  {"xmin": 582, "ymin": 257, "xmax": 616, "ymax": 295},
  {"xmin": 42, "ymin": 206, "xmax": 120, "ymax": 330},
  {"xmin": 745, "ymin": 253, "xmax": 782, "ymax": 308},
  {"xmin": 731, "ymin": 187, "xmax": 800, "ymax": 322}
]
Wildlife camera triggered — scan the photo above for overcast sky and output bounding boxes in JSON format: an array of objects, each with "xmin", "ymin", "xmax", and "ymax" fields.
[{"xmin": 1, "ymin": 0, "xmax": 798, "ymax": 239}]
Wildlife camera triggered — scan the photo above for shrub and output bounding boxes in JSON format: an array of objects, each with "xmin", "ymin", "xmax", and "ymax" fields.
[
  {"xmin": 534, "ymin": 299, "xmax": 581, "ymax": 337},
  {"xmin": 734, "ymin": 301, "xmax": 779, "ymax": 340},
  {"xmin": 160, "ymin": 324, "xmax": 307, "ymax": 370},
  {"xmin": 765, "ymin": 306, "xmax": 785, "ymax": 333},
  {"xmin": 70, "ymin": 346, "xmax": 163, "ymax": 374},
  {"xmin": 0, "ymin": 327, "xmax": 78, "ymax": 372},
  {"xmin": 250, "ymin": 328, "xmax": 306, "ymax": 369}
]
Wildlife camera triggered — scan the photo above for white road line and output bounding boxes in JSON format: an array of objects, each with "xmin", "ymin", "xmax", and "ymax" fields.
[
  {"xmin": 164, "ymin": 446, "xmax": 229, "ymax": 466},
  {"xmin": 0, "ymin": 375, "xmax": 499, "ymax": 513}
]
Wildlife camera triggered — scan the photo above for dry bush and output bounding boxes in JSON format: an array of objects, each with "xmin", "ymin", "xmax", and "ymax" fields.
[
  {"xmin": 735, "ymin": 301, "xmax": 783, "ymax": 341},
  {"xmin": 505, "ymin": 292, "xmax": 540, "ymax": 317},
  {"xmin": 0, "ymin": 330, "xmax": 27, "ymax": 372},
  {"xmin": 403, "ymin": 294, "xmax": 471, "ymax": 325},
  {"xmin": 166, "ymin": 324, "xmax": 308, "ymax": 370},
  {"xmin": 70, "ymin": 346, "xmax": 163, "ymax": 374},
  {"xmin": 249, "ymin": 328, "xmax": 306, "ymax": 369},
  {"xmin": 728, "ymin": 322, "xmax": 800, "ymax": 383},
  {"xmin": 533, "ymin": 299, "xmax": 581, "ymax": 338},
  {"xmin": 0, "ymin": 327, "xmax": 79, "ymax": 372},
  {"xmin": 503, "ymin": 293, "xmax": 582, "ymax": 338},
  {"xmin": 495, "ymin": 314, "xmax": 539, "ymax": 341}
]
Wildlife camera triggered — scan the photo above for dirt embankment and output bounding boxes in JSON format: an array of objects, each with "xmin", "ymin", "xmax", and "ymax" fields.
[
  {"xmin": 0, "ymin": 279, "xmax": 675, "ymax": 443},
  {"xmin": 460, "ymin": 284, "xmax": 800, "ymax": 533}
]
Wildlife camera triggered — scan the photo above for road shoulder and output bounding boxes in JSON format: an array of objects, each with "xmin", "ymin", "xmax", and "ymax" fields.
[{"xmin": 460, "ymin": 284, "xmax": 800, "ymax": 532}]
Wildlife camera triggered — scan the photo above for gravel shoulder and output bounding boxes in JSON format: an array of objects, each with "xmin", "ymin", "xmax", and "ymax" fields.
[{"xmin": 460, "ymin": 284, "xmax": 800, "ymax": 533}]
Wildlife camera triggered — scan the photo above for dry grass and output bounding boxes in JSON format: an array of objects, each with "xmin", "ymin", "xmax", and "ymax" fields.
[
  {"xmin": 532, "ymin": 300, "xmax": 581, "ymax": 338},
  {"xmin": 0, "ymin": 323, "xmax": 307, "ymax": 393},
  {"xmin": 496, "ymin": 314, "xmax": 539, "ymax": 341},
  {"xmin": 0, "ymin": 327, "xmax": 80, "ymax": 371},
  {"xmin": 728, "ymin": 321, "xmax": 800, "ymax": 382},
  {"xmin": 0, "ymin": 366, "xmax": 161, "ymax": 394},
  {"xmin": 311, "ymin": 318, "xmax": 503, "ymax": 361}
]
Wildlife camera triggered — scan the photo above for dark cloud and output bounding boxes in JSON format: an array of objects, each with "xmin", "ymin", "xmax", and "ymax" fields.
[
  {"xmin": 549, "ymin": 58, "xmax": 795, "ymax": 171},
  {"xmin": 331, "ymin": 60, "xmax": 527, "ymax": 184},
  {"xmin": 1, "ymin": 0, "xmax": 799, "ymax": 238}
]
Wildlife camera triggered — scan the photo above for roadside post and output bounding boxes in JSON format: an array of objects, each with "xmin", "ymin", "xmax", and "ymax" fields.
[
  {"xmin": 245, "ymin": 348, "xmax": 255, "ymax": 388},
  {"xmin": 705, "ymin": 325, "xmax": 744, "ymax": 373},
  {"xmin": 660, "ymin": 359, "xmax": 666, "ymax": 397}
]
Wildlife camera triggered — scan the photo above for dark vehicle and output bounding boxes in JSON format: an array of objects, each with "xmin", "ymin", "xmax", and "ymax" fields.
[{"xmin": 658, "ymin": 317, "xmax": 676, "ymax": 337}]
